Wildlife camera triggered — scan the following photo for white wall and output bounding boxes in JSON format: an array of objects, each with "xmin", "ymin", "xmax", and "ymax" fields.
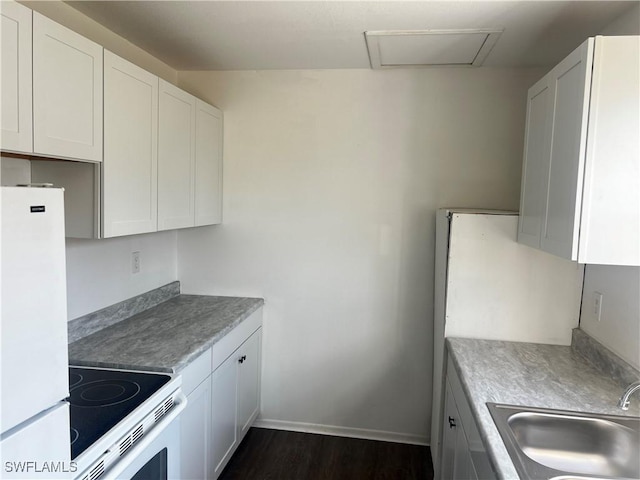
[
  {"xmin": 580, "ymin": 266, "xmax": 640, "ymax": 370},
  {"xmin": 578, "ymin": 3, "xmax": 640, "ymax": 371},
  {"xmin": 0, "ymin": 157, "xmax": 31, "ymax": 185},
  {"xmin": 66, "ymin": 232, "xmax": 178, "ymax": 320},
  {"xmin": 176, "ymin": 68, "xmax": 541, "ymax": 442},
  {"xmin": 600, "ymin": 2, "xmax": 640, "ymax": 36}
]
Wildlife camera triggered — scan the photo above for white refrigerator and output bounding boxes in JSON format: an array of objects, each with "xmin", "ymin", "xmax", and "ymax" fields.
[
  {"xmin": 430, "ymin": 209, "xmax": 584, "ymax": 476},
  {"xmin": 1, "ymin": 187, "xmax": 71, "ymax": 479}
]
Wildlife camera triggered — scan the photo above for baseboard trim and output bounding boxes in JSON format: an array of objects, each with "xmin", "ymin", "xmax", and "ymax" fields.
[{"xmin": 252, "ymin": 418, "xmax": 429, "ymax": 446}]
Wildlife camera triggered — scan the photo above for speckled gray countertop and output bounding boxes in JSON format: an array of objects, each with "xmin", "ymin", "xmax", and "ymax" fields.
[
  {"xmin": 69, "ymin": 295, "xmax": 264, "ymax": 373},
  {"xmin": 447, "ymin": 337, "xmax": 640, "ymax": 480}
]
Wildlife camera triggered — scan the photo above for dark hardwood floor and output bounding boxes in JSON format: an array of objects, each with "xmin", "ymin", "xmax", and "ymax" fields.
[{"xmin": 218, "ymin": 428, "xmax": 433, "ymax": 480}]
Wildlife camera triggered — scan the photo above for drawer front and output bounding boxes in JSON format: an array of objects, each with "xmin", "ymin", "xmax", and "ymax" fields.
[
  {"xmin": 181, "ymin": 348, "xmax": 212, "ymax": 396},
  {"xmin": 211, "ymin": 308, "xmax": 263, "ymax": 372}
]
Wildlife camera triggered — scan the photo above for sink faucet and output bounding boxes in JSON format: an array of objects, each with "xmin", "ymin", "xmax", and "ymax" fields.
[{"xmin": 618, "ymin": 381, "xmax": 640, "ymax": 410}]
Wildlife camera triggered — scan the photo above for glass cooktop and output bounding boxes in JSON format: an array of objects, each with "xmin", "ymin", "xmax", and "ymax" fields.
[{"xmin": 68, "ymin": 367, "xmax": 171, "ymax": 460}]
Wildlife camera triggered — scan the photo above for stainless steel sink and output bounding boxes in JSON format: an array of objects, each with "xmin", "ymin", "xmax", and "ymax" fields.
[{"xmin": 487, "ymin": 403, "xmax": 640, "ymax": 480}]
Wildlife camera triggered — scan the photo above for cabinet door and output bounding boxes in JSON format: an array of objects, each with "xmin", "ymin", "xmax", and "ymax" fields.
[
  {"xmin": 517, "ymin": 77, "xmax": 552, "ymax": 249},
  {"xmin": 237, "ymin": 328, "xmax": 261, "ymax": 439},
  {"xmin": 158, "ymin": 80, "xmax": 196, "ymax": 231},
  {"xmin": 194, "ymin": 100, "xmax": 223, "ymax": 226},
  {"xmin": 181, "ymin": 378, "xmax": 211, "ymax": 480},
  {"xmin": 541, "ymin": 39, "xmax": 593, "ymax": 260},
  {"xmin": 441, "ymin": 373, "xmax": 488, "ymax": 480},
  {"xmin": 579, "ymin": 36, "xmax": 640, "ymax": 266},
  {"xmin": 211, "ymin": 354, "xmax": 238, "ymax": 479},
  {"xmin": 32, "ymin": 12, "xmax": 102, "ymax": 162},
  {"xmin": 453, "ymin": 425, "xmax": 473, "ymax": 480},
  {"xmin": 440, "ymin": 381, "xmax": 458, "ymax": 480},
  {"xmin": 103, "ymin": 50, "xmax": 158, "ymax": 238},
  {"xmin": 1, "ymin": 1, "xmax": 32, "ymax": 153}
]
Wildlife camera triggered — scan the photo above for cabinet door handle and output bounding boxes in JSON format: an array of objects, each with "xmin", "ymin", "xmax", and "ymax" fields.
[
  {"xmin": 238, "ymin": 355, "xmax": 247, "ymax": 364},
  {"xmin": 448, "ymin": 416, "xmax": 456, "ymax": 429}
]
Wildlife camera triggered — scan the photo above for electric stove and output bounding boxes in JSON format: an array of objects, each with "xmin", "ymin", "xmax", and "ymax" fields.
[{"xmin": 68, "ymin": 366, "xmax": 185, "ymax": 480}]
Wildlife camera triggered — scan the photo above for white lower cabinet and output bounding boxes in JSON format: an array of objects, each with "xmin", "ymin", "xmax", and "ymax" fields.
[
  {"xmin": 440, "ymin": 355, "xmax": 495, "ymax": 480},
  {"xmin": 180, "ymin": 309, "xmax": 262, "ymax": 480},
  {"xmin": 236, "ymin": 330, "xmax": 261, "ymax": 438},
  {"xmin": 211, "ymin": 327, "xmax": 262, "ymax": 478},
  {"xmin": 440, "ymin": 380, "xmax": 457, "ymax": 480},
  {"xmin": 181, "ymin": 375, "xmax": 212, "ymax": 480},
  {"xmin": 442, "ymin": 381, "xmax": 476, "ymax": 480},
  {"xmin": 210, "ymin": 350, "xmax": 240, "ymax": 477}
]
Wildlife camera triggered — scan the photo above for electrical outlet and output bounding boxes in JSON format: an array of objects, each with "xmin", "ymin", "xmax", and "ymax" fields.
[
  {"xmin": 593, "ymin": 292, "xmax": 603, "ymax": 322},
  {"xmin": 132, "ymin": 251, "xmax": 141, "ymax": 274}
]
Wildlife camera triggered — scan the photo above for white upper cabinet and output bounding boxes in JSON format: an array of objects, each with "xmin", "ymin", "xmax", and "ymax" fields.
[
  {"xmin": 518, "ymin": 36, "xmax": 639, "ymax": 266},
  {"xmin": 103, "ymin": 50, "xmax": 158, "ymax": 238},
  {"xmin": 158, "ymin": 85, "xmax": 223, "ymax": 230},
  {"xmin": 540, "ymin": 40, "xmax": 593, "ymax": 259},
  {"xmin": 32, "ymin": 12, "xmax": 103, "ymax": 162},
  {"xmin": 518, "ymin": 79, "xmax": 552, "ymax": 249},
  {"xmin": 2, "ymin": 5, "xmax": 222, "ymax": 237},
  {"xmin": 158, "ymin": 80, "xmax": 197, "ymax": 231},
  {"xmin": 579, "ymin": 36, "xmax": 640, "ymax": 266},
  {"xmin": 195, "ymin": 100, "xmax": 223, "ymax": 226},
  {"xmin": 1, "ymin": 1, "xmax": 32, "ymax": 153}
]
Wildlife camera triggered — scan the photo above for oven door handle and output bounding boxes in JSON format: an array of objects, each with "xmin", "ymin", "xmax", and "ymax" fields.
[{"xmin": 100, "ymin": 391, "xmax": 187, "ymax": 480}]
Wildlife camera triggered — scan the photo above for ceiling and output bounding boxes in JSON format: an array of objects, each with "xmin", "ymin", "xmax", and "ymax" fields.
[{"xmin": 64, "ymin": 1, "xmax": 636, "ymax": 70}]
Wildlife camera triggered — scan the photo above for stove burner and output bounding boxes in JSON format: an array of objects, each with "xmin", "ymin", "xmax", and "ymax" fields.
[
  {"xmin": 70, "ymin": 380, "xmax": 141, "ymax": 408},
  {"xmin": 69, "ymin": 372, "xmax": 83, "ymax": 389},
  {"xmin": 70, "ymin": 428, "xmax": 79, "ymax": 445},
  {"xmin": 82, "ymin": 384, "xmax": 126, "ymax": 402}
]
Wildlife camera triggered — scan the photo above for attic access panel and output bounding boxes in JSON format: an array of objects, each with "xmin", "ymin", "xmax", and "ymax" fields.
[{"xmin": 365, "ymin": 29, "xmax": 503, "ymax": 68}]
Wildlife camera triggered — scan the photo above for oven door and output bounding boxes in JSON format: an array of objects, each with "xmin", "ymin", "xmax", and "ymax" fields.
[
  {"xmin": 101, "ymin": 395, "xmax": 185, "ymax": 480},
  {"xmin": 105, "ymin": 414, "xmax": 180, "ymax": 480}
]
